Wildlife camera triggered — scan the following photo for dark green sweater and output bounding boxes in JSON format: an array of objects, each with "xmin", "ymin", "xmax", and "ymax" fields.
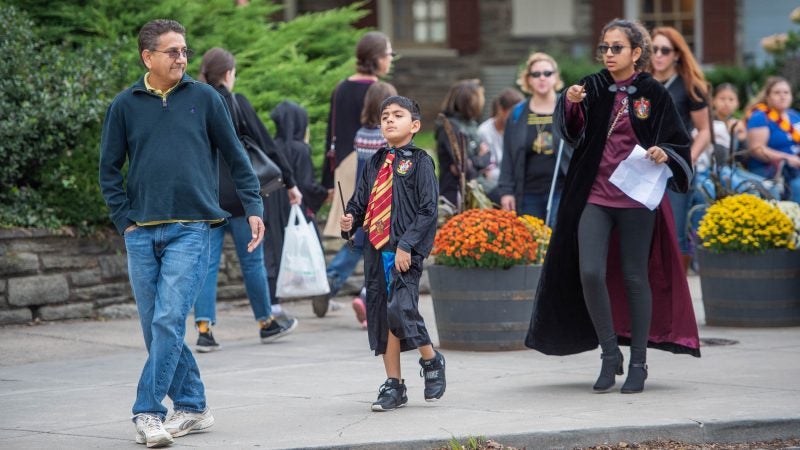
[{"xmin": 99, "ymin": 74, "xmax": 263, "ymax": 234}]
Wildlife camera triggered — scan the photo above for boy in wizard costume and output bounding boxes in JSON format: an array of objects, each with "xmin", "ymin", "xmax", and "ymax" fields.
[
  {"xmin": 341, "ymin": 96, "xmax": 446, "ymax": 411},
  {"xmin": 525, "ymin": 19, "xmax": 701, "ymax": 394}
]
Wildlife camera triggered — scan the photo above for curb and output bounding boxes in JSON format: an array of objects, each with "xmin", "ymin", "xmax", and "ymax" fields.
[{"xmin": 300, "ymin": 417, "xmax": 800, "ymax": 450}]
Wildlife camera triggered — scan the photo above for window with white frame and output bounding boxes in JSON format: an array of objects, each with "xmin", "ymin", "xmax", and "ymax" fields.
[
  {"xmin": 391, "ymin": 0, "xmax": 447, "ymax": 46},
  {"xmin": 638, "ymin": 0, "xmax": 697, "ymax": 48}
]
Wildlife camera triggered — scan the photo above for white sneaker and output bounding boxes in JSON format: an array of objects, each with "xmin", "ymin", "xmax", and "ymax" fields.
[
  {"xmin": 134, "ymin": 413, "xmax": 173, "ymax": 448},
  {"xmin": 163, "ymin": 408, "xmax": 214, "ymax": 438},
  {"xmin": 328, "ymin": 300, "xmax": 344, "ymax": 312}
]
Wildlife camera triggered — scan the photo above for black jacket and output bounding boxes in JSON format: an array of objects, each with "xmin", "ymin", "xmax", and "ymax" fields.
[
  {"xmin": 270, "ymin": 101, "xmax": 328, "ymax": 215},
  {"xmin": 345, "ymin": 143, "xmax": 438, "ymax": 257},
  {"xmin": 496, "ymin": 97, "xmax": 573, "ymax": 205},
  {"xmin": 321, "ymin": 79, "xmax": 373, "ymax": 189},
  {"xmin": 216, "ymin": 86, "xmax": 296, "ymax": 217},
  {"xmin": 435, "ymin": 115, "xmax": 490, "ymax": 205}
]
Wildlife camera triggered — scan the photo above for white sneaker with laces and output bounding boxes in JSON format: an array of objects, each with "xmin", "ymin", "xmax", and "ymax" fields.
[
  {"xmin": 328, "ymin": 300, "xmax": 344, "ymax": 312},
  {"xmin": 163, "ymin": 408, "xmax": 214, "ymax": 438},
  {"xmin": 134, "ymin": 413, "xmax": 173, "ymax": 448}
]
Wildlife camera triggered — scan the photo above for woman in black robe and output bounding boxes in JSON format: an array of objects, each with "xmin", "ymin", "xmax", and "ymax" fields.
[{"xmin": 525, "ymin": 19, "xmax": 700, "ymax": 395}]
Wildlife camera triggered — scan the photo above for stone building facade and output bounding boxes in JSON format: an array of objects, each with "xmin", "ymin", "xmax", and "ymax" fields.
[{"xmin": 279, "ymin": 0, "xmax": 739, "ymax": 125}]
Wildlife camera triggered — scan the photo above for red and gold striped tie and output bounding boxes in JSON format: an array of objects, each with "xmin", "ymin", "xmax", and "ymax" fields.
[{"xmin": 364, "ymin": 150, "xmax": 396, "ymax": 250}]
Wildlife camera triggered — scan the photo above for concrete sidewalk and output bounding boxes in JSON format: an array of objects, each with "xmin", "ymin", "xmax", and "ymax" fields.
[{"xmin": 0, "ymin": 275, "xmax": 798, "ymax": 449}]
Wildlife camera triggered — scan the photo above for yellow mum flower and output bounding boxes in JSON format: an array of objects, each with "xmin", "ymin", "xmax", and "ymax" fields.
[{"xmin": 698, "ymin": 193, "xmax": 794, "ymax": 253}]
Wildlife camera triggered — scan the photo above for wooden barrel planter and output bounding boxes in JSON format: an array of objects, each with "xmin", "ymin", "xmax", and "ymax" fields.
[
  {"xmin": 427, "ymin": 264, "xmax": 541, "ymax": 351},
  {"xmin": 697, "ymin": 248, "xmax": 800, "ymax": 327}
]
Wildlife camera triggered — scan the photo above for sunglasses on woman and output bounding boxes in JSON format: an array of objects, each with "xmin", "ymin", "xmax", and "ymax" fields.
[
  {"xmin": 596, "ymin": 44, "xmax": 630, "ymax": 55},
  {"xmin": 528, "ymin": 71, "xmax": 554, "ymax": 78},
  {"xmin": 652, "ymin": 46, "xmax": 674, "ymax": 56}
]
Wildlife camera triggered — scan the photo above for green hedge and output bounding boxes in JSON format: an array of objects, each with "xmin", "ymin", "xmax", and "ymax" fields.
[
  {"xmin": 2, "ymin": 0, "xmax": 366, "ymax": 231},
  {"xmin": 0, "ymin": 6, "xmax": 128, "ymax": 229}
]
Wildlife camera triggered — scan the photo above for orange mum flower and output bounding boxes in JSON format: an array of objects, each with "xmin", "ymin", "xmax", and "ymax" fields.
[{"xmin": 432, "ymin": 209, "xmax": 548, "ymax": 269}]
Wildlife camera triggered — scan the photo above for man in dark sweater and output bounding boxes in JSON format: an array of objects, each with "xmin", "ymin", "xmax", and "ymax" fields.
[{"xmin": 99, "ymin": 19, "xmax": 264, "ymax": 448}]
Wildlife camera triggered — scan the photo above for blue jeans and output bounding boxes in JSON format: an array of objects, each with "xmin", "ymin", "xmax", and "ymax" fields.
[
  {"xmin": 195, "ymin": 217, "xmax": 271, "ymax": 324},
  {"xmin": 667, "ymin": 188, "xmax": 692, "ymax": 255},
  {"xmin": 750, "ymin": 164, "xmax": 800, "ymax": 203},
  {"xmin": 521, "ymin": 191, "xmax": 561, "ymax": 228},
  {"xmin": 326, "ymin": 231, "xmax": 364, "ymax": 297},
  {"xmin": 125, "ymin": 222, "xmax": 210, "ymax": 418}
]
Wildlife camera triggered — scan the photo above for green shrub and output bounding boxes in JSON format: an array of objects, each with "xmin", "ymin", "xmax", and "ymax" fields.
[
  {"xmin": 0, "ymin": 5, "xmax": 127, "ymax": 230},
  {"xmin": 556, "ymin": 54, "xmax": 604, "ymax": 87},
  {"xmin": 13, "ymin": 0, "xmax": 366, "ymax": 173},
  {"xmin": 704, "ymin": 64, "xmax": 776, "ymax": 106},
  {"xmin": 0, "ymin": 5, "xmax": 124, "ymax": 190},
  {"xmin": 2, "ymin": 1, "xmax": 367, "ymax": 231},
  {"xmin": 0, "ymin": 187, "xmax": 63, "ymax": 229}
]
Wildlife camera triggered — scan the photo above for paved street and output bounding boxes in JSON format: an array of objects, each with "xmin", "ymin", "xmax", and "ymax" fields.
[{"xmin": 0, "ymin": 275, "xmax": 798, "ymax": 449}]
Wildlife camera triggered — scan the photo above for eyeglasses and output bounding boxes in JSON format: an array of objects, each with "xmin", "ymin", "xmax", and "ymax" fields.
[
  {"xmin": 151, "ymin": 48, "xmax": 194, "ymax": 59},
  {"xmin": 597, "ymin": 44, "xmax": 630, "ymax": 55},
  {"xmin": 652, "ymin": 46, "xmax": 674, "ymax": 56},
  {"xmin": 528, "ymin": 71, "xmax": 554, "ymax": 79}
]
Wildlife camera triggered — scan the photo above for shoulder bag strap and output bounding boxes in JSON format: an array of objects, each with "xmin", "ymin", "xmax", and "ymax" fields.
[
  {"xmin": 229, "ymin": 93, "xmax": 246, "ymax": 138},
  {"xmin": 327, "ymin": 81, "xmax": 342, "ymax": 173}
]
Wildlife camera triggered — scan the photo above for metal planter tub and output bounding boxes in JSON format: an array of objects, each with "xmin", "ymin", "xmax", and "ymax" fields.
[
  {"xmin": 697, "ymin": 248, "xmax": 800, "ymax": 327},
  {"xmin": 427, "ymin": 264, "xmax": 541, "ymax": 351}
]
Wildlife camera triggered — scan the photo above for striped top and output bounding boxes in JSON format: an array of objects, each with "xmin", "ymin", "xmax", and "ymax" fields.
[{"xmin": 355, "ymin": 126, "xmax": 387, "ymax": 163}]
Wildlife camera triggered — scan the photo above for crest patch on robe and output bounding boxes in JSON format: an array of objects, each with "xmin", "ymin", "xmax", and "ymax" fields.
[
  {"xmin": 396, "ymin": 159, "xmax": 413, "ymax": 175},
  {"xmin": 633, "ymin": 97, "xmax": 651, "ymax": 119}
]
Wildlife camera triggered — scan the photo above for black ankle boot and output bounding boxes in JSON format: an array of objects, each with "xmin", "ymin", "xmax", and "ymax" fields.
[
  {"xmin": 593, "ymin": 348, "xmax": 624, "ymax": 392},
  {"xmin": 621, "ymin": 363, "xmax": 648, "ymax": 393}
]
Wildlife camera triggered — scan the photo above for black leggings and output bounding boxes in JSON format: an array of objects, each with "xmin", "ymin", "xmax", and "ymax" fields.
[{"xmin": 578, "ymin": 203, "xmax": 655, "ymax": 350}]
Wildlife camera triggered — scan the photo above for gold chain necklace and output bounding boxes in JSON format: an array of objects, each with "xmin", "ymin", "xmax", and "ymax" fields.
[{"xmin": 607, "ymin": 97, "xmax": 628, "ymax": 139}]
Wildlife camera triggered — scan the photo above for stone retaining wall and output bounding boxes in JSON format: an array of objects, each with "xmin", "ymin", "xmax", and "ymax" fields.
[
  {"xmin": 0, "ymin": 226, "xmax": 422, "ymax": 326},
  {"xmin": 0, "ymin": 228, "xmax": 132, "ymax": 325}
]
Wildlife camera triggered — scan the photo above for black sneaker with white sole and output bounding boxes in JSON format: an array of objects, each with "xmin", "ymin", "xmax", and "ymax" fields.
[
  {"xmin": 371, "ymin": 378, "xmax": 408, "ymax": 412},
  {"xmin": 260, "ymin": 317, "xmax": 298, "ymax": 343},
  {"xmin": 420, "ymin": 350, "xmax": 446, "ymax": 401},
  {"xmin": 196, "ymin": 331, "xmax": 220, "ymax": 353}
]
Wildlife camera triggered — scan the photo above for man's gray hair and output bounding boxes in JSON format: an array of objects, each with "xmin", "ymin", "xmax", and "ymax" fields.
[{"xmin": 138, "ymin": 19, "xmax": 185, "ymax": 62}]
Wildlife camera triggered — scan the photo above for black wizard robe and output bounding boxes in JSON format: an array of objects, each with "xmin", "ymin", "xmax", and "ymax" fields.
[
  {"xmin": 525, "ymin": 69, "xmax": 701, "ymax": 357},
  {"xmin": 344, "ymin": 144, "xmax": 438, "ymax": 355}
]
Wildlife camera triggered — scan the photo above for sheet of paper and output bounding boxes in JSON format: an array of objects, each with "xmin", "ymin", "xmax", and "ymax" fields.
[{"xmin": 609, "ymin": 144, "xmax": 673, "ymax": 210}]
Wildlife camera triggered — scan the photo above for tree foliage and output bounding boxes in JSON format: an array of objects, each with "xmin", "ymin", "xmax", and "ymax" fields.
[
  {"xmin": 0, "ymin": 5, "xmax": 125, "ymax": 188},
  {"xmin": 2, "ymin": 0, "xmax": 367, "ymax": 230}
]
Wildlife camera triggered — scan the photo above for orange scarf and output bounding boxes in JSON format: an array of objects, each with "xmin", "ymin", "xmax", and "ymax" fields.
[{"xmin": 749, "ymin": 103, "xmax": 800, "ymax": 144}]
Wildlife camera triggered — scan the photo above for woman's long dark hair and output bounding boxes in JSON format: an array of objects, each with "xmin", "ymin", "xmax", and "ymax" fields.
[
  {"xmin": 361, "ymin": 81, "xmax": 398, "ymax": 127},
  {"xmin": 355, "ymin": 31, "xmax": 390, "ymax": 76},
  {"xmin": 198, "ymin": 47, "xmax": 235, "ymax": 87},
  {"xmin": 441, "ymin": 79, "xmax": 484, "ymax": 121}
]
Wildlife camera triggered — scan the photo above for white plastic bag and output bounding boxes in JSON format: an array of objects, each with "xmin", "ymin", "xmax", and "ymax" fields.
[{"xmin": 275, "ymin": 205, "xmax": 331, "ymax": 298}]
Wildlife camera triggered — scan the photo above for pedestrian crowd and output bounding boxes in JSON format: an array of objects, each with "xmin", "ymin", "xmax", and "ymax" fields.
[{"xmin": 98, "ymin": 16, "xmax": 798, "ymax": 448}]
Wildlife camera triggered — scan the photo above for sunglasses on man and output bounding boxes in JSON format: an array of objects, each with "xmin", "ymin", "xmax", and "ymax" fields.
[{"xmin": 151, "ymin": 48, "xmax": 194, "ymax": 59}]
